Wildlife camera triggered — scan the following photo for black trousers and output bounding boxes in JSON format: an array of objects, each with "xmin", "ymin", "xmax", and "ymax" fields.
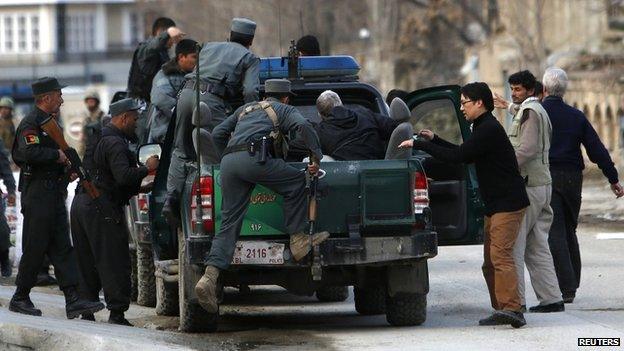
[
  {"xmin": 548, "ymin": 169, "xmax": 583, "ymax": 296},
  {"xmin": 15, "ymin": 178, "xmax": 78, "ymax": 290},
  {"xmin": 70, "ymin": 192, "xmax": 131, "ymax": 312}
]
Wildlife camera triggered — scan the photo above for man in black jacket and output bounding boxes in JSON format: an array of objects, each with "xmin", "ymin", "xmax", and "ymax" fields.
[
  {"xmin": 9, "ymin": 77, "xmax": 104, "ymax": 318},
  {"xmin": 71, "ymin": 99, "xmax": 159, "ymax": 325},
  {"xmin": 541, "ymin": 67, "xmax": 623, "ymax": 303},
  {"xmin": 399, "ymin": 82, "xmax": 529, "ymax": 328},
  {"xmin": 315, "ymin": 90, "xmax": 398, "ymax": 160}
]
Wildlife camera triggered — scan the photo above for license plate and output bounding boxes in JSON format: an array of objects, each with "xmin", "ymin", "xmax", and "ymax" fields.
[{"xmin": 231, "ymin": 241, "xmax": 285, "ymax": 265}]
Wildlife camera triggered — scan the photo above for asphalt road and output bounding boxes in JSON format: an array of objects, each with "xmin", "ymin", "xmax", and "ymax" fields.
[{"xmin": 1, "ymin": 179, "xmax": 623, "ymax": 350}]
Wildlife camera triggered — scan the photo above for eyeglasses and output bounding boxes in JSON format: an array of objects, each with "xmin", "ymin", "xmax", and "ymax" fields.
[{"xmin": 460, "ymin": 100, "xmax": 474, "ymax": 106}]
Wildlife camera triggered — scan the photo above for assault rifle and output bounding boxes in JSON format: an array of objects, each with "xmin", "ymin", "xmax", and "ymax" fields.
[{"xmin": 40, "ymin": 116, "xmax": 120, "ymax": 223}]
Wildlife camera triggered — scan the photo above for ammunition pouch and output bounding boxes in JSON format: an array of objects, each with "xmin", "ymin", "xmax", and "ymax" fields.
[{"xmin": 222, "ymin": 136, "xmax": 276, "ymax": 165}]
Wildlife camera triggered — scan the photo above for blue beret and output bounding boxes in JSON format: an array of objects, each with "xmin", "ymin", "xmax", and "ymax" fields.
[
  {"xmin": 231, "ymin": 18, "xmax": 256, "ymax": 36},
  {"xmin": 109, "ymin": 98, "xmax": 140, "ymax": 117}
]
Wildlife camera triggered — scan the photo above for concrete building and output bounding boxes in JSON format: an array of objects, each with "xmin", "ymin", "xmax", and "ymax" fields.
[
  {"xmin": 468, "ymin": 0, "xmax": 624, "ymax": 160},
  {"xmin": 0, "ymin": 0, "xmax": 144, "ymax": 142}
]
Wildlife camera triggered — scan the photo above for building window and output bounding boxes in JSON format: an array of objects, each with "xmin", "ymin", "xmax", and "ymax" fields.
[
  {"xmin": 66, "ymin": 13, "xmax": 95, "ymax": 52},
  {"xmin": 0, "ymin": 14, "xmax": 40, "ymax": 53},
  {"xmin": 4, "ymin": 16, "xmax": 13, "ymax": 51},
  {"xmin": 17, "ymin": 16, "xmax": 26, "ymax": 50},
  {"xmin": 129, "ymin": 12, "xmax": 143, "ymax": 45},
  {"xmin": 31, "ymin": 16, "xmax": 39, "ymax": 51}
]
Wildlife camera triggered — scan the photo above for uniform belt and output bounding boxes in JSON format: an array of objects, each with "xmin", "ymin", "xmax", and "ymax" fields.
[
  {"xmin": 222, "ymin": 144, "xmax": 250, "ymax": 156},
  {"xmin": 222, "ymin": 138, "xmax": 275, "ymax": 158},
  {"xmin": 183, "ymin": 79, "xmax": 226, "ymax": 99}
]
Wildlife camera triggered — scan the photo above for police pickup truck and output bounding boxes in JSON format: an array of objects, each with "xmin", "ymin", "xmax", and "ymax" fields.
[{"xmin": 135, "ymin": 55, "xmax": 485, "ymax": 332}]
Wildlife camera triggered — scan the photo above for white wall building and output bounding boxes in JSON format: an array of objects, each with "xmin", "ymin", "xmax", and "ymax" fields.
[{"xmin": 0, "ymin": 0, "xmax": 144, "ymax": 108}]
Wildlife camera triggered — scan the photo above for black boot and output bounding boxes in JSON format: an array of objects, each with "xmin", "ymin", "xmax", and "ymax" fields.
[
  {"xmin": 0, "ymin": 249, "xmax": 11, "ymax": 277},
  {"xmin": 108, "ymin": 310, "xmax": 133, "ymax": 326},
  {"xmin": 63, "ymin": 286, "xmax": 105, "ymax": 319},
  {"xmin": 35, "ymin": 266, "xmax": 57, "ymax": 286},
  {"xmin": 81, "ymin": 312, "xmax": 96, "ymax": 321},
  {"xmin": 9, "ymin": 286, "xmax": 42, "ymax": 316},
  {"xmin": 529, "ymin": 301, "xmax": 565, "ymax": 313}
]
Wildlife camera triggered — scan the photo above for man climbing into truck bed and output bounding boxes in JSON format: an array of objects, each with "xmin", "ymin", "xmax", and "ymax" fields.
[{"xmin": 194, "ymin": 79, "xmax": 329, "ymax": 314}]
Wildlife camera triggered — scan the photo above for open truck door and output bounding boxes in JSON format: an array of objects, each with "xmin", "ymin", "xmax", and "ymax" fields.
[{"xmin": 405, "ymin": 85, "xmax": 484, "ymax": 245}]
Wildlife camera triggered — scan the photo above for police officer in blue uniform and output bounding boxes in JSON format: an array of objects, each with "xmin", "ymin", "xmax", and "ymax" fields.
[
  {"xmin": 9, "ymin": 77, "xmax": 104, "ymax": 318},
  {"xmin": 163, "ymin": 17, "xmax": 260, "ymax": 222},
  {"xmin": 194, "ymin": 79, "xmax": 328, "ymax": 314}
]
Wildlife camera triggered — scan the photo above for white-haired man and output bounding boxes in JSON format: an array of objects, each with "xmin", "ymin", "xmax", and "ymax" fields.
[
  {"xmin": 315, "ymin": 90, "xmax": 398, "ymax": 160},
  {"xmin": 542, "ymin": 67, "xmax": 623, "ymax": 304}
]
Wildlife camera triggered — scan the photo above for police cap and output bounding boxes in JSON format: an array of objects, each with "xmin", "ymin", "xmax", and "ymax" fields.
[
  {"xmin": 31, "ymin": 77, "xmax": 66, "ymax": 96},
  {"xmin": 109, "ymin": 98, "xmax": 140, "ymax": 117},
  {"xmin": 0, "ymin": 96, "xmax": 14, "ymax": 109},
  {"xmin": 265, "ymin": 79, "xmax": 295, "ymax": 96},
  {"xmin": 231, "ymin": 18, "xmax": 256, "ymax": 36}
]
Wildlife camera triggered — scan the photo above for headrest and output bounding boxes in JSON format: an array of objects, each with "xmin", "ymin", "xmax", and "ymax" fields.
[{"xmin": 389, "ymin": 97, "xmax": 411, "ymax": 123}]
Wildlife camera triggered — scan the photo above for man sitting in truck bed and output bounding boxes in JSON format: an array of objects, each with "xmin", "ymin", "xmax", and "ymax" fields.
[{"xmin": 315, "ymin": 90, "xmax": 399, "ymax": 160}]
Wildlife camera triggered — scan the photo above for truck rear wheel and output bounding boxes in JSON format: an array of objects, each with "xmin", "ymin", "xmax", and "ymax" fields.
[
  {"xmin": 178, "ymin": 230, "xmax": 218, "ymax": 333},
  {"xmin": 315, "ymin": 286, "xmax": 349, "ymax": 302},
  {"xmin": 354, "ymin": 286, "xmax": 386, "ymax": 315},
  {"xmin": 155, "ymin": 276, "xmax": 179, "ymax": 316},
  {"xmin": 136, "ymin": 243, "xmax": 156, "ymax": 307},
  {"xmin": 385, "ymin": 292, "xmax": 427, "ymax": 326}
]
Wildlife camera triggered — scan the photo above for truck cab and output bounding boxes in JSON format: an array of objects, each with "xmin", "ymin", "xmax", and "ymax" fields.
[{"xmin": 140, "ymin": 55, "xmax": 485, "ymax": 332}]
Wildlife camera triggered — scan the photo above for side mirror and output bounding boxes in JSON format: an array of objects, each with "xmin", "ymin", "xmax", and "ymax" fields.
[
  {"xmin": 137, "ymin": 143, "xmax": 162, "ymax": 165},
  {"xmin": 192, "ymin": 101, "xmax": 212, "ymax": 127}
]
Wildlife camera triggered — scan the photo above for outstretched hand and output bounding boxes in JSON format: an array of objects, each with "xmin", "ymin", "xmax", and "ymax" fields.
[
  {"xmin": 398, "ymin": 139, "xmax": 414, "ymax": 149},
  {"xmin": 611, "ymin": 182, "xmax": 624, "ymax": 198}
]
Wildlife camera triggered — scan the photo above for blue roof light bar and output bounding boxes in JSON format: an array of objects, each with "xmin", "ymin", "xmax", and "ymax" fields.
[{"xmin": 259, "ymin": 55, "xmax": 360, "ymax": 81}]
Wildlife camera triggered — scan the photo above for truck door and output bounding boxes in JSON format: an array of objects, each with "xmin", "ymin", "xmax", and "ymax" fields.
[{"xmin": 404, "ymin": 85, "xmax": 484, "ymax": 245}]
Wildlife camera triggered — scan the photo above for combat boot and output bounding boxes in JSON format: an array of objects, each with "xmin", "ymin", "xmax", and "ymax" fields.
[
  {"xmin": 81, "ymin": 312, "xmax": 96, "ymax": 321},
  {"xmin": 108, "ymin": 310, "xmax": 133, "ymax": 326},
  {"xmin": 289, "ymin": 231, "xmax": 330, "ymax": 261},
  {"xmin": 195, "ymin": 265, "xmax": 219, "ymax": 313},
  {"xmin": 8, "ymin": 286, "xmax": 42, "ymax": 316},
  {"xmin": 63, "ymin": 286, "xmax": 105, "ymax": 319}
]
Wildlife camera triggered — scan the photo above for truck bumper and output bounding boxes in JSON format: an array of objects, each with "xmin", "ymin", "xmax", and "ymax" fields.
[{"xmin": 186, "ymin": 230, "xmax": 438, "ymax": 267}]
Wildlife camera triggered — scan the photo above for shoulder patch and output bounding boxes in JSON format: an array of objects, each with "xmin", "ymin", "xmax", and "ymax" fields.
[{"xmin": 24, "ymin": 134, "xmax": 40, "ymax": 145}]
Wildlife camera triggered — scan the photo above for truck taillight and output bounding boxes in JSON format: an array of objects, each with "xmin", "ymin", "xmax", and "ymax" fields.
[
  {"xmin": 190, "ymin": 176, "xmax": 214, "ymax": 232},
  {"xmin": 413, "ymin": 171, "xmax": 429, "ymax": 214},
  {"xmin": 137, "ymin": 194, "xmax": 149, "ymax": 214}
]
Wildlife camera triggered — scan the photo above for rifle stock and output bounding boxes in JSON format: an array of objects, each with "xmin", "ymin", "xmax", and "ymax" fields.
[{"xmin": 39, "ymin": 116, "xmax": 116, "ymax": 222}]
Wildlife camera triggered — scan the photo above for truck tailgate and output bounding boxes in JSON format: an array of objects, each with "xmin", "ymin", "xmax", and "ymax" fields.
[{"xmin": 212, "ymin": 159, "xmax": 421, "ymax": 237}]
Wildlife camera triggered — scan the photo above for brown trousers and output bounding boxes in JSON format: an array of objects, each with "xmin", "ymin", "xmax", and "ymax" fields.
[{"xmin": 482, "ymin": 208, "xmax": 526, "ymax": 312}]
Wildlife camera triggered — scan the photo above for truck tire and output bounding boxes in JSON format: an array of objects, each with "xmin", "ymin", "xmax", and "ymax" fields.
[
  {"xmin": 178, "ymin": 230, "xmax": 218, "ymax": 333},
  {"xmin": 129, "ymin": 245, "xmax": 138, "ymax": 302},
  {"xmin": 155, "ymin": 276, "xmax": 179, "ymax": 316},
  {"xmin": 385, "ymin": 292, "xmax": 427, "ymax": 326},
  {"xmin": 136, "ymin": 243, "xmax": 156, "ymax": 307},
  {"xmin": 354, "ymin": 286, "xmax": 386, "ymax": 315},
  {"xmin": 315, "ymin": 286, "xmax": 349, "ymax": 302}
]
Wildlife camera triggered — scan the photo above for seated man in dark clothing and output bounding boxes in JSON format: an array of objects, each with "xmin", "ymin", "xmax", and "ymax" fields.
[{"xmin": 315, "ymin": 90, "xmax": 399, "ymax": 160}]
